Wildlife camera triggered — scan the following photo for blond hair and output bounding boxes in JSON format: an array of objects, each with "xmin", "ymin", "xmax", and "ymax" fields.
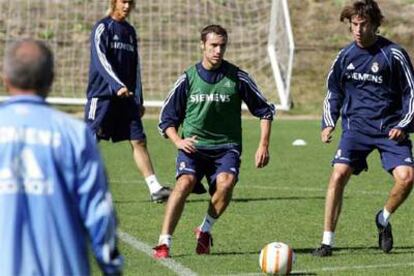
[{"xmin": 106, "ymin": 0, "xmax": 135, "ymax": 16}]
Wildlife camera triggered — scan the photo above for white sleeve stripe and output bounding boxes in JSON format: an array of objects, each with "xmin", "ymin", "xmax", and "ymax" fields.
[
  {"xmin": 391, "ymin": 49, "xmax": 414, "ymax": 128},
  {"xmin": 158, "ymin": 74, "xmax": 187, "ymax": 134},
  {"xmin": 95, "ymin": 23, "xmax": 125, "ymax": 88},
  {"xmin": 328, "ymin": 48, "xmax": 344, "ymax": 72},
  {"xmin": 323, "ymin": 71, "xmax": 335, "ymax": 126},
  {"xmin": 88, "ymin": 98, "xmax": 98, "ymax": 120},
  {"xmin": 325, "ymin": 70, "xmax": 333, "ymax": 89},
  {"xmin": 325, "ymin": 49, "xmax": 343, "ymax": 87},
  {"xmin": 323, "ymin": 49, "xmax": 344, "ymax": 127},
  {"xmin": 323, "ymin": 90, "xmax": 335, "ymax": 127},
  {"xmin": 394, "ymin": 56, "xmax": 414, "ymax": 127},
  {"xmin": 237, "ymin": 72, "xmax": 268, "ymax": 103}
]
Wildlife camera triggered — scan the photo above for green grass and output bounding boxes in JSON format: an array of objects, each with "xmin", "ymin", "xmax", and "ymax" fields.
[{"xmin": 94, "ymin": 118, "xmax": 414, "ymax": 275}]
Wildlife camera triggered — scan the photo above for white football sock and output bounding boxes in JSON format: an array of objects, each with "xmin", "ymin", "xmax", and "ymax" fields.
[
  {"xmin": 322, "ymin": 231, "xmax": 335, "ymax": 246},
  {"xmin": 199, "ymin": 214, "xmax": 217, "ymax": 233},
  {"xmin": 145, "ymin": 175, "xmax": 163, "ymax": 194},
  {"xmin": 158, "ymin": 234, "xmax": 172, "ymax": 248},
  {"xmin": 379, "ymin": 208, "xmax": 391, "ymax": 227}
]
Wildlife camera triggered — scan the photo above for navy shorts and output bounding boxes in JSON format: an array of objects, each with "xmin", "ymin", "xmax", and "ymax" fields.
[
  {"xmin": 333, "ymin": 130, "xmax": 414, "ymax": 175},
  {"xmin": 85, "ymin": 96, "xmax": 146, "ymax": 142},
  {"xmin": 176, "ymin": 147, "xmax": 242, "ymax": 195}
]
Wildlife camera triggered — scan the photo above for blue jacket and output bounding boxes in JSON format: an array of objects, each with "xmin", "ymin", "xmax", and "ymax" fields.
[
  {"xmin": 86, "ymin": 16, "xmax": 143, "ymax": 104},
  {"xmin": 322, "ymin": 36, "xmax": 414, "ymax": 134},
  {"xmin": 0, "ymin": 95, "xmax": 123, "ymax": 275}
]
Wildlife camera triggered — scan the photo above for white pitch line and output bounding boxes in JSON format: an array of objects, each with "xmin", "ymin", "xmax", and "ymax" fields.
[{"xmin": 118, "ymin": 230, "xmax": 198, "ymax": 276}]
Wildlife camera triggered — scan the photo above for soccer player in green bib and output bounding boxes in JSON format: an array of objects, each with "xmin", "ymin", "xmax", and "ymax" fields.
[{"xmin": 153, "ymin": 25, "xmax": 275, "ymax": 258}]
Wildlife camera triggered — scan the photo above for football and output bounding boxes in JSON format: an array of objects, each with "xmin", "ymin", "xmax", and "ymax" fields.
[{"xmin": 259, "ymin": 242, "xmax": 295, "ymax": 275}]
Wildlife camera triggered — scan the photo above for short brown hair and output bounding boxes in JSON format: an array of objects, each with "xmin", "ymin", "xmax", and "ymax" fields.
[
  {"xmin": 200, "ymin": 25, "xmax": 228, "ymax": 43},
  {"xmin": 340, "ymin": 0, "xmax": 384, "ymax": 30}
]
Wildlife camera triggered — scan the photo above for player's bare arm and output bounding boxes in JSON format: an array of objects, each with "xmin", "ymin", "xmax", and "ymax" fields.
[
  {"xmin": 255, "ymin": 119, "xmax": 271, "ymax": 168},
  {"xmin": 165, "ymin": 126, "xmax": 198, "ymax": 153},
  {"xmin": 321, "ymin": 126, "xmax": 334, "ymax": 143}
]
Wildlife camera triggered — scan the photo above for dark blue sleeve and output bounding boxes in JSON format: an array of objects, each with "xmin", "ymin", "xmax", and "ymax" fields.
[
  {"xmin": 238, "ymin": 70, "xmax": 275, "ymax": 120},
  {"xmin": 135, "ymin": 50, "xmax": 144, "ymax": 105},
  {"xmin": 158, "ymin": 74, "xmax": 188, "ymax": 137},
  {"xmin": 392, "ymin": 47, "xmax": 414, "ymax": 131},
  {"xmin": 134, "ymin": 30, "xmax": 144, "ymax": 105},
  {"xmin": 322, "ymin": 50, "xmax": 345, "ymax": 129},
  {"xmin": 90, "ymin": 22, "xmax": 125, "ymax": 96}
]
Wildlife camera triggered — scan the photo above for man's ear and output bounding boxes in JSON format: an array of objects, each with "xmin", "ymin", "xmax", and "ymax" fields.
[{"xmin": 200, "ymin": 41, "xmax": 205, "ymax": 51}]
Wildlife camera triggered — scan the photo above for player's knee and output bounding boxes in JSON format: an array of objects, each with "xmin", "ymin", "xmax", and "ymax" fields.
[
  {"xmin": 217, "ymin": 183, "xmax": 234, "ymax": 195},
  {"xmin": 216, "ymin": 175, "xmax": 235, "ymax": 195},
  {"xmin": 175, "ymin": 175, "xmax": 196, "ymax": 195},
  {"xmin": 330, "ymin": 170, "xmax": 349, "ymax": 187},
  {"xmin": 130, "ymin": 139, "xmax": 147, "ymax": 149},
  {"xmin": 403, "ymin": 175, "xmax": 414, "ymax": 188},
  {"xmin": 394, "ymin": 167, "xmax": 414, "ymax": 189},
  {"xmin": 331, "ymin": 164, "xmax": 352, "ymax": 183},
  {"xmin": 396, "ymin": 175, "xmax": 414, "ymax": 191}
]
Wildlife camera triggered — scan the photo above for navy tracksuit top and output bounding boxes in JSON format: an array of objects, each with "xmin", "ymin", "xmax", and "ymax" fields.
[{"xmin": 322, "ymin": 36, "xmax": 414, "ymax": 135}]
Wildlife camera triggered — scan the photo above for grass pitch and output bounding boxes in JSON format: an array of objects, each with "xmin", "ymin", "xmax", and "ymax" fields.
[{"xmin": 94, "ymin": 118, "xmax": 414, "ymax": 275}]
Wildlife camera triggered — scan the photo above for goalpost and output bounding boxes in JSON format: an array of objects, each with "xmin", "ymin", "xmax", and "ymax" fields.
[
  {"xmin": 268, "ymin": 0, "xmax": 295, "ymax": 110},
  {"xmin": 0, "ymin": 0, "xmax": 294, "ymax": 110}
]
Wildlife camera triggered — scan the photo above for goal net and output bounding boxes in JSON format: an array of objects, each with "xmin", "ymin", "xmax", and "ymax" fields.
[{"xmin": 0, "ymin": 0, "xmax": 294, "ymax": 109}]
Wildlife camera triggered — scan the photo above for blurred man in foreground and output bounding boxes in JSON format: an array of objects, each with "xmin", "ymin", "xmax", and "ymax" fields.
[{"xmin": 0, "ymin": 38, "xmax": 123, "ymax": 275}]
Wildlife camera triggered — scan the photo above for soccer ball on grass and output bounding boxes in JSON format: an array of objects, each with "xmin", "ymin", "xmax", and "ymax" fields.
[{"xmin": 259, "ymin": 242, "xmax": 295, "ymax": 275}]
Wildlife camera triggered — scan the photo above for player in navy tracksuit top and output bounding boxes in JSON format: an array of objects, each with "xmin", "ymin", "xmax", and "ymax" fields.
[
  {"xmin": 84, "ymin": 0, "xmax": 171, "ymax": 202},
  {"xmin": 85, "ymin": 16, "xmax": 141, "ymax": 101},
  {"xmin": 313, "ymin": 0, "xmax": 414, "ymax": 257},
  {"xmin": 322, "ymin": 36, "xmax": 414, "ymax": 135}
]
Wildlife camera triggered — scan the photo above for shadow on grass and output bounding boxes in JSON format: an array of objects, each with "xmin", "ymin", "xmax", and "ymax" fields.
[
  {"xmin": 292, "ymin": 245, "xmax": 414, "ymax": 255},
  {"xmin": 201, "ymin": 245, "xmax": 414, "ymax": 257},
  {"xmin": 232, "ymin": 196, "xmax": 325, "ymax": 202},
  {"xmin": 184, "ymin": 195, "xmax": 325, "ymax": 203},
  {"xmin": 113, "ymin": 200, "xmax": 138, "ymax": 204}
]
